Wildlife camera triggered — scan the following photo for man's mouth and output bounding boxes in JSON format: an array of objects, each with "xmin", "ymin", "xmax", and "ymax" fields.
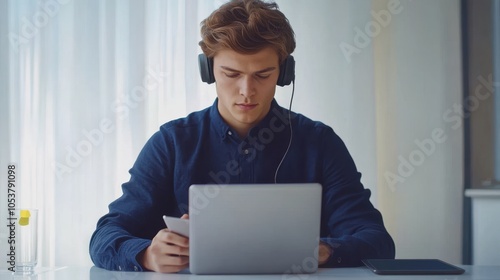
[{"xmin": 236, "ymin": 103, "xmax": 258, "ymax": 110}]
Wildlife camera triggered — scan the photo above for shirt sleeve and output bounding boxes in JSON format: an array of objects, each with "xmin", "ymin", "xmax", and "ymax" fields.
[
  {"xmin": 318, "ymin": 126, "xmax": 395, "ymax": 267},
  {"xmin": 89, "ymin": 130, "xmax": 175, "ymax": 271}
]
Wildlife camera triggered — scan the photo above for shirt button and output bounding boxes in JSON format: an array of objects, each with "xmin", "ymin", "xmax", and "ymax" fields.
[
  {"xmin": 244, "ymin": 149, "xmax": 249, "ymax": 154},
  {"xmin": 134, "ymin": 266, "xmax": 138, "ymax": 271},
  {"xmin": 118, "ymin": 265, "xmax": 122, "ymax": 271},
  {"xmin": 337, "ymin": 257, "xmax": 342, "ymax": 263},
  {"xmin": 228, "ymin": 131, "xmax": 232, "ymax": 136}
]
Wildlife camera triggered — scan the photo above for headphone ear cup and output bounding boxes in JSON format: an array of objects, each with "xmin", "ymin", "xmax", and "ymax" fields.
[
  {"xmin": 198, "ymin": 53, "xmax": 215, "ymax": 84},
  {"xmin": 277, "ymin": 55, "xmax": 295, "ymax": 87}
]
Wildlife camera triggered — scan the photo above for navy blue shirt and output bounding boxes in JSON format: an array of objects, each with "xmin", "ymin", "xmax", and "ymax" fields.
[{"xmin": 89, "ymin": 99, "xmax": 395, "ymax": 271}]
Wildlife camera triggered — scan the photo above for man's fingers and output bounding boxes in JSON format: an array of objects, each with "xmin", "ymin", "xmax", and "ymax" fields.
[
  {"xmin": 161, "ymin": 255, "xmax": 189, "ymax": 266},
  {"xmin": 180, "ymin": 213, "xmax": 189, "ymax": 220},
  {"xmin": 165, "ymin": 243, "xmax": 189, "ymax": 256},
  {"xmin": 158, "ymin": 229, "xmax": 189, "ymax": 247},
  {"xmin": 152, "ymin": 254, "xmax": 189, "ymax": 273}
]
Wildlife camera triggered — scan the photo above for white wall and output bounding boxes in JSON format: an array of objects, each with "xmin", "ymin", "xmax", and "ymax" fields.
[
  {"xmin": 275, "ymin": 0, "xmax": 378, "ymax": 204},
  {"xmin": 374, "ymin": 0, "xmax": 463, "ymax": 263}
]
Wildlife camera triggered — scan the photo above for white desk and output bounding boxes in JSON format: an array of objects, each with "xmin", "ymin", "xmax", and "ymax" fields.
[
  {"xmin": 465, "ymin": 188, "xmax": 500, "ymax": 265},
  {"xmin": 1, "ymin": 266, "xmax": 500, "ymax": 280}
]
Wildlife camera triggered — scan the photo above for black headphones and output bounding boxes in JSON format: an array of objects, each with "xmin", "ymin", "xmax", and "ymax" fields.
[{"xmin": 198, "ymin": 53, "xmax": 295, "ymax": 87}]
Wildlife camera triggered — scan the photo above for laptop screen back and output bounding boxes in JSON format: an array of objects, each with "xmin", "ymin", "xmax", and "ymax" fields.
[{"xmin": 188, "ymin": 183, "xmax": 322, "ymax": 275}]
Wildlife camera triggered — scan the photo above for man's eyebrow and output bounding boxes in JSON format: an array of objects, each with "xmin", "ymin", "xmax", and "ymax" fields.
[{"xmin": 220, "ymin": 66, "xmax": 277, "ymax": 73}]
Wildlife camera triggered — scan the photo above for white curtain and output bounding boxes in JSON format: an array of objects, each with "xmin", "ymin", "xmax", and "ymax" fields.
[
  {"xmin": 0, "ymin": 0, "xmax": 223, "ymax": 267},
  {"xmin": 0, "ymin": 0, "xmax": 463, "ymax": 268}
]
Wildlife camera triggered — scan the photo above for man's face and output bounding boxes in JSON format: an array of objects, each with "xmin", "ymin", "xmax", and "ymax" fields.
[{"xmin": 213, "ymin": 47, "xmax": 280, "ymax": 137}]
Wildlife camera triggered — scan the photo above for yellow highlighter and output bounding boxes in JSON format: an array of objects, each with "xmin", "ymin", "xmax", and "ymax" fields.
[{"xmin": 19, "ymin": 209, "xmax": 31, "ymax": 226}]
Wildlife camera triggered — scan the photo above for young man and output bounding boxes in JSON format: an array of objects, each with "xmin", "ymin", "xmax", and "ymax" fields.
[{"xmin": 89, "ymin": 0, "xmax": 395, "ymax": 273}]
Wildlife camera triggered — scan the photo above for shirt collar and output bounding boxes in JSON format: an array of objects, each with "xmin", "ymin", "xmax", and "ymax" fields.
[{"xmin": 209, "ymin": 98, "xmax": 233, "ymax": 140}]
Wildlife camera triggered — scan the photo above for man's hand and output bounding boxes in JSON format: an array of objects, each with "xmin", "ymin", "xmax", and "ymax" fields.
[
  {"xmin": 318, "ymin": 241, "xmax": 333, "ymax": 265},
  {"xmin": 138, "ymin": 214, "xmax": 189, "ymax": 273}
]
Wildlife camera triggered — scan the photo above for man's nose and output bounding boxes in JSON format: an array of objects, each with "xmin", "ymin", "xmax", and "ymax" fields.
[{"xmin": 239, "ymin": 76, "xmax": 256, "ymax": 97}]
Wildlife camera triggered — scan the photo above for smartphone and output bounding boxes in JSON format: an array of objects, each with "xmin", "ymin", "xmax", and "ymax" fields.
[
  {"xmin": 162, "ymin": 215, "xmax": 190, "ymax": 237},
  {"xmin": 362, "ymin": 259, "xmax": 465, "ymax": 275}
]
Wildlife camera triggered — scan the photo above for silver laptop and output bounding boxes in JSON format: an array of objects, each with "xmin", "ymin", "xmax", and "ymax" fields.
[{"xmin": 188, "ymin": 183, "xmax": 322, "ymax": 275}]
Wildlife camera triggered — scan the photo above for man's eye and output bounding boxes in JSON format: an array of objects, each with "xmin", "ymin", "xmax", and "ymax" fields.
[
  {"xmin": 256, "ymin": 75, "xmax": 270, "ymax": 79},
  {"xmin": 224, "ymin": 73, "xmax": 239, "ymax": 78}
]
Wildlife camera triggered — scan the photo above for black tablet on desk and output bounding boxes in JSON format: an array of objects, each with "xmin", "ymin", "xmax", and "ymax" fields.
[{"xmin": 362, "ymin": 259, "xmax": 466, "ymax": 275}]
